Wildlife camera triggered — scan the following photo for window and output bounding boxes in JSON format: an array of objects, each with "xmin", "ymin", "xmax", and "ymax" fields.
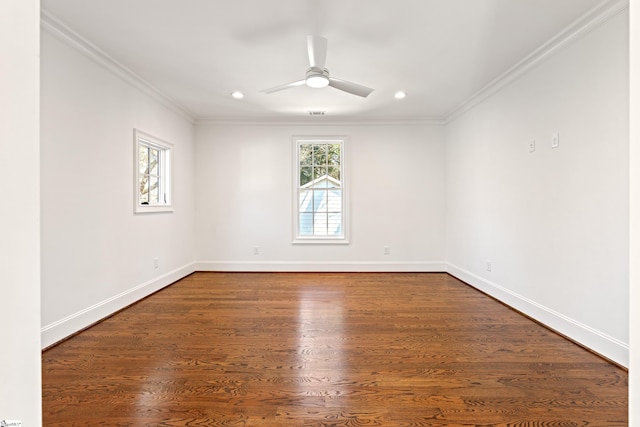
[
  {"xmin": 293, "ymin": 137, "xmax": 348, "ymax": 243},
  {"xmin": 134, "ymin": 129, "xmax": 172, "ymax": 213}
]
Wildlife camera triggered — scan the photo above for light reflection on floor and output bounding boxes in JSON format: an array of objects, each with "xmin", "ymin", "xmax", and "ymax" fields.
[{"xmin": 297, "ymin": 287, "xmax": 345, "ymax": 397}]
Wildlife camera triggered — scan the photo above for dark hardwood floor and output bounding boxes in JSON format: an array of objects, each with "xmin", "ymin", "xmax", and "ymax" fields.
[{"xmin": 42, "ymin": 272, "xmax": 628, "ymax": 426}]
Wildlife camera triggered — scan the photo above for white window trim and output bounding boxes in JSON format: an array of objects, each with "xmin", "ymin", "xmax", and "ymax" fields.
[
  {"xmin": 134, "ymin": 129, "xmax": 173, "ymax": 214},
  {"xmin": 292, "ymin": 136, "xmax": 349, "ymax": 245}
]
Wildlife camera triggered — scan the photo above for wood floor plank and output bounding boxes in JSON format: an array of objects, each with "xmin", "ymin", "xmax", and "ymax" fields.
[{"xmin": 42, "ymin": 272, "xmax": 627, "ymax": 426}]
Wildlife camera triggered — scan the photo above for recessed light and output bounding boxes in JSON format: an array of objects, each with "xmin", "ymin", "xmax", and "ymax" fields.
[
  {"xmin": 231, "ymin": 91, "xmax": 244, "ymax": 99},
  {"xmin": 394, "ymin": 91, "xmax": 407, "ymax": 99}
]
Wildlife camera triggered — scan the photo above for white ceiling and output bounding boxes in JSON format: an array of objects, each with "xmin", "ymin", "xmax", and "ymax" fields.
[{"xmin": 41, "ymin": 0, "xmax": 611, "ymax": 121}]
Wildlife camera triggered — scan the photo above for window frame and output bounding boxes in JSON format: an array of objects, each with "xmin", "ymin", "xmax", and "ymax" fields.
[
  {"xmin": 134, "ymin": 129, "xmax": 173, "ymax": 214},
  {"xmin": 292, "ymin": 136, "xmax": 349, "ymax": 244}
]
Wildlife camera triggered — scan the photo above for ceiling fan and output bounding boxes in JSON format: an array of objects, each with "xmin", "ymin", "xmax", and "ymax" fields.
[{"xmin": 262, "ymin": 35, "xmax": 374, "ymax": 98}]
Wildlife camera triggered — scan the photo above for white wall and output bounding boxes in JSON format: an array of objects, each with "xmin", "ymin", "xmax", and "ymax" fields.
[
  {"xmin": 40, "ymin": 30, "xmax": 197, "ymax": 347},
  {"xmin": 195, "ymin": 123, "xmax": 446, "ymax": 271},
  {"xmin": 0, "ymin": 0, "xmax": 42, "ymax": 424},
  {"xmin": 445, "ymin": 10, "xmax": 629, "ymax": 366},
  {"xmin": 630, "ymin": 0, "xmax": 639, "ymax": 422}
]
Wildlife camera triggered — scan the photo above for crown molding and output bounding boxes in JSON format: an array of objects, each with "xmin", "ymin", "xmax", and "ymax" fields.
[
  {"xmin": 40, "ymin": 10, "xmax": 196, "ymax": 124},
  {"xmin": 444, "ymin": 0, "xmax": 629, "ymax": 124},
  {"xmin": 194, "ymin": 115, "xmax": 445, "ymax": 127}
]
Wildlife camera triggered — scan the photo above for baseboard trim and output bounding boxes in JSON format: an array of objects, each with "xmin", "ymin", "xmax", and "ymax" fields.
[
  {"xmin": 41, "ymin": 262, "xmax": 197, "ymax": 349},
  {"xmin": 195, "ymin": 260, "xmax": 447, "ymax": 272},
  {"xmin": 446, "ymin": 263, "xmax": 629, "ymax": 368},
  {"xmin": 41, "ymin": 260, "xmax": 628, "ymax": 368}
]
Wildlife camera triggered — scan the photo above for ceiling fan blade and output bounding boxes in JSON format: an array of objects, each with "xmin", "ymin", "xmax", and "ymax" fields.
[
  {"xmin": 262, "ymin": 80, "xmax": 306, "ymax": 94},
  {"xmin": 307, "ymin": 35, "xmax": 327, "ymax": 70},
  {"xmin": 328, "ymin": 78, "xmax": 374, "ymax": 98}
]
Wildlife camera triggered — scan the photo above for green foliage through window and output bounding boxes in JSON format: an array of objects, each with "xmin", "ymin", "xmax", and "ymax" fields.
[{"xmin": 299, "ymin": 143, "xmax": 341, "ymax": 186}]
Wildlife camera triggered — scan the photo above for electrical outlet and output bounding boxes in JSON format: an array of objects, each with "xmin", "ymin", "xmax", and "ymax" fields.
[
  {"xmin": 528, "ymin": 139, "xmax": 536, "ymax": 153},
  {"xmin": 384, "ymin": 246, "xmax": 390, "ymax": 255},
  {"xmin": 153, "ymin": 257, "xmax": 159, "ymax": 269},
  {"xmin": 551, "ymin": 132, "xmax": 559, "ymax": 148},
  {"xmin": 486, "ymin": 260, "xmax": 492, "ymax": 272},
  {"xmin": 253, "ymin": 246, "xmax": 260, "ymax": 255}
]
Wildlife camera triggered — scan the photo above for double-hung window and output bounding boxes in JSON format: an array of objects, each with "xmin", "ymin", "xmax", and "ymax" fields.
[
  {"xmin": 134, "ymin": 129, "xmax": 173, "ymax": 213},
  {"xmin": 293, "ymin": 137, "xmax": 348, "ymax": 243}
]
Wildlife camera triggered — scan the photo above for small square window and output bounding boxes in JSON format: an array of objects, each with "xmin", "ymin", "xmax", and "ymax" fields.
[{"xmin": 134, "ymin": 129, "xmax": 173, "ymax": 214}]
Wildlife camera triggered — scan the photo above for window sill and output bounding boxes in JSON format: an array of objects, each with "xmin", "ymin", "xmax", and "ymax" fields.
[
  {"xmin": 134, "ymin": 205, "xmax": 174, "ymax": 214},
  {"xmin": 293, "ymin": 237, "xmax": 349, "ymax": 245}
]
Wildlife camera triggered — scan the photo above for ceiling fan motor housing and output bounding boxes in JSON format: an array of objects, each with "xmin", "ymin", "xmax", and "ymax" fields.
[{"xmin": 305, "ymin": 68, "xmax": 330, "ymax": 88}]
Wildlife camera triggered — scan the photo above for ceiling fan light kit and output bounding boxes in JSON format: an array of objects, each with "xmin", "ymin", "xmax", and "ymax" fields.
[
  {"xmin": 305, "ymin": 68, "xmax": 330, "ymax": 88},
  {"xmin": 262, "ymin": 35, "xmax": 374, "ymax": 98}
]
